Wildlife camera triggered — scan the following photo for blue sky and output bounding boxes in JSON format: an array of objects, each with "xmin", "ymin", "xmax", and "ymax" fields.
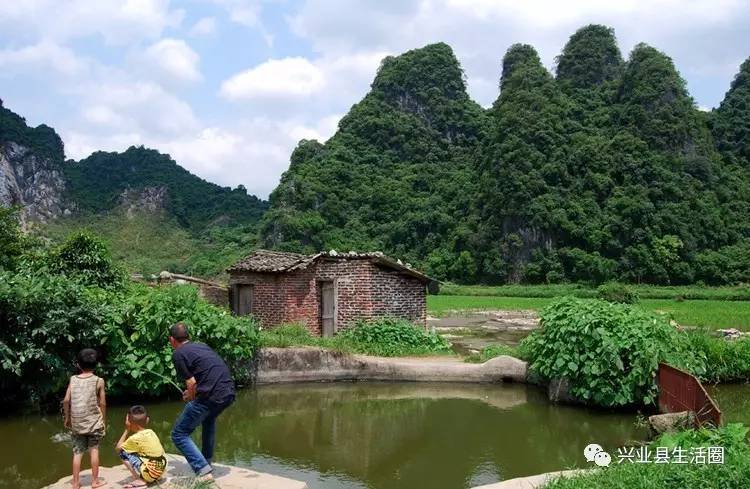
[{"xmin": 1, "ymin": 0, "xmax": 749, "ymax": 199}]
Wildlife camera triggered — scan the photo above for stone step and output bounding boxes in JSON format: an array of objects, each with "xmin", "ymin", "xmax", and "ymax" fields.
[{"xmin": 43, "ymin": 454, "xmax": 308, "ymax": 489}]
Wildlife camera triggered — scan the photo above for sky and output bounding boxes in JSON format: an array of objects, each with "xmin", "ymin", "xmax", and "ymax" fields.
[{"xmin": 1, "ymin": 0, "xmax": 748, "ymax": 199}]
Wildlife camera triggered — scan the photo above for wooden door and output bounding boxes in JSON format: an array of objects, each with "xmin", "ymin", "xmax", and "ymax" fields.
[
  {"xmin": 237, "ymin": 285, "xmax": 254, "ymax": 316},
  {"xmin": 321, "ymin": 281, "xmax": 336, "ymax": 337}
]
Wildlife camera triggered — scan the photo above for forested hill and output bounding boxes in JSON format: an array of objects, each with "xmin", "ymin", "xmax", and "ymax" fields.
[
  {"xmin": 261, "ymin": 25, "xmax": 750, "ymax": 286},
  {"xmin": 65, "ymin": 147, "xmax": 267, "ymax": 231},
  {"xmin": 1, "ymin": 101, "xmax": 268, "ymax": 277},
  {"xmin": 0, "ymin": 101, "xmax": 267, "ymax": 231}
]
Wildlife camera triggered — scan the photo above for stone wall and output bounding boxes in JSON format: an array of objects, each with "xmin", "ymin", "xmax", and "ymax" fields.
[{"xmin": 229, "ymin": 258, "xmax": 427, "ymax": 335}]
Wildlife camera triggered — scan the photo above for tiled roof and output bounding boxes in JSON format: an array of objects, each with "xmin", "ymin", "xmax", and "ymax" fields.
[
  {"xmin": 227, "ymin": 249, "xmax": 433, "ymax": 282},
  {"xmin": 227, "ymin": 249, "xmax": 308, "ymax": 272}
]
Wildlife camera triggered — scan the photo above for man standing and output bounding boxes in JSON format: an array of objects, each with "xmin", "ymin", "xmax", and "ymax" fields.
[{"xmin": 169, "ymin": 322, "xmax": 236, "ymax": 479}]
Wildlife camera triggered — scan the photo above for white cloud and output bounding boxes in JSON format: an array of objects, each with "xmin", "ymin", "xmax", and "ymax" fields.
[
  {"xmin": 190, "ymin": 16, "xmax": 217, "ymax": 36},
  {"xmin": 220, "ymin": 57, "xmax": 325, "ymax": 99},
  {"xmin": 290, "ymin": 0, "xmax": 750, "ymax": 107},
  {"xmin": 143, "ymin": 38, "xmax": 202, "ymax": 84},
  {"xmin": 0, "ymin": 41, "xmax": 89, "ymax": 77},
  {"xmin": 71, "ymin": 81, "xmax": 199, "ymax": 140},
  {"xmin": 0, "ymin": 0, "xmax": 183, "ymax": 44},
  {"xmin": 211, "ymin": 0, "xmax": 262, "ymax": 26}
]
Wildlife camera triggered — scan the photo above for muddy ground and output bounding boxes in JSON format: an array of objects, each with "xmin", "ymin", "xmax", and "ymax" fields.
[{"xmin": 429, "ymin": 310, "xmax": 540, "ymax": 355}]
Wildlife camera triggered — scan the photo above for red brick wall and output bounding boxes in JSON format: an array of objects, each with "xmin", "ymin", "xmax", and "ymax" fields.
[
  {"xmin": 229, "ymin": 258, "xmax": 427, "ymax": 335},
  {"xmin": 369, "ymin": 265, "xmax": 427, "ymax": 327}
]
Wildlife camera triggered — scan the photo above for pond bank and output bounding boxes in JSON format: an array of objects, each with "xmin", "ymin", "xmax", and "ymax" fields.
[
  {"xmin": 254, "ymin": 347, "xmax": 528, "ymax": 384},
  {"xmin": 43, "ymin": 454, "xmax": 308, "ymax": 489}
]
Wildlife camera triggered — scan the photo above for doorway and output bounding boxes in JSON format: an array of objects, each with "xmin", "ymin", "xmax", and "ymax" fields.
[
  {"xmin": 235, "ymin": 284, "xmax": 254, "ymax": 316},
  {"xmin": 320, "ymin": 281, "xmax": 337, "ymax": 337}
]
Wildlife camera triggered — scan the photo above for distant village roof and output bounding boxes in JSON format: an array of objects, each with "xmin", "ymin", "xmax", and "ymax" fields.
[{"xmin": 228, "ymin": 249, "xmax": 434, "ymax": 283}]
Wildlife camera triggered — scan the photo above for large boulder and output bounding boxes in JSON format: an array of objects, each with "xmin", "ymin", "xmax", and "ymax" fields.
[{"xmin": 648, "ymin": 411, "xmax": 695, "ymax": 436}]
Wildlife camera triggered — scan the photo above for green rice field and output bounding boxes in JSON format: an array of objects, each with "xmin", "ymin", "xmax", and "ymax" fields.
[{"xmin": 427, "ymin": 292, "xmax": 750, "ymax": 331}]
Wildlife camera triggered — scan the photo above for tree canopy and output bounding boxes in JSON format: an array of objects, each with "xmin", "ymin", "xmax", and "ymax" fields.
[{"xmin": 261, "ymin": 25, "xmax": 750, "ymax": 285}]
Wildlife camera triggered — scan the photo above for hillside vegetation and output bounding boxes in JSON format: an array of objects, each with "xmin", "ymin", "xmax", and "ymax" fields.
[{"xmin": 261, "ymin": 25, "xmax": 750, "ymax": 286}]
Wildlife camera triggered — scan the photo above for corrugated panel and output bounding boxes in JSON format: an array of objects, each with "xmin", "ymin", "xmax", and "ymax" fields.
[{"xmin": 658, "ymin": 363, "xmax": 722, "ymax": 428}]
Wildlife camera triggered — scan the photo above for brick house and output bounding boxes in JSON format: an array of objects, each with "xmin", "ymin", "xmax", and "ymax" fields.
[{"xmin": 227, "ymin": 250, "xmax": 436, "ymax": 336}]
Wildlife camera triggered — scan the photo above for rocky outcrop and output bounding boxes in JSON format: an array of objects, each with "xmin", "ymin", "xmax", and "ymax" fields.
[
  {"xmin": 0, "ymin": 142, "xmax": 69, "ymax": 224},
  {"xmin": 255, "ymin": 347, "xmax": 528, "ymax": 384},
  {"xmin": 119, "ymin": 185, "xmax": 167, "ymax": 218}
]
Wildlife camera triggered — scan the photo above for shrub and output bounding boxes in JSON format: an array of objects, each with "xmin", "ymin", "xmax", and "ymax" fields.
[
  {"xmin": 47, "ymin": 232, "xmax": 126, "ymax": 287},
  {"xmin": 0, "ymin": 269, "xmax": 259, "ymax": 409},
  {"xmin": 520, "ymin": 297, "xmax": 704, "ymax": 407},
  {"xmin": 259, "ymin": 318, "xmax": 451, "ymax": 357},
  {"xmin": 0, "ymin": 268, "xmax": 108, "ymax": 410},
  {"xmin": 596, "ymin": 282, "xmax": 639, "ymax": 304},
  {"xmin": 338, "ymin": 317, "xmax": 452, "ymax": 357},
  {"xmin": 99, "ymin": 284, "xmax": 259, "ymax": 397}
]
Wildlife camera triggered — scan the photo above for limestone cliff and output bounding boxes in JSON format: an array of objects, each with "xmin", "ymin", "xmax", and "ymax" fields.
[{"xmin": 0, "ymin": 141, "xmax": 69, "ymax": 224}]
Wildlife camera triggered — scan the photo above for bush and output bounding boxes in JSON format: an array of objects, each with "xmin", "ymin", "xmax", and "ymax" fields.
[
  {"xmin": 338, "ymin": 317, "xmax": 452, "ymax": 357},
  {"xmin": 520, "ymin": 297, "xmax": 704, "ymax": 407},
  {"xmin": 0, "ymin": 270, "xmax": 259, "ymax": 410},
  {"xmin": 47, "ymin": 232, "xmax": 126, "ymax": 287},
  {"xmin": 99, "ymin": 284, "xmax": 259, "ymax": 397},
  {"xmin": 0, "ymin": 268, "xmax": 108, "ymax": 411},
  {"xmin": 596, "ymin": 282, "xmax": 639, "ymax": 304},
  {"xmin": 259, "ymin": 318, "xmax": 452, "ymax": 357}
]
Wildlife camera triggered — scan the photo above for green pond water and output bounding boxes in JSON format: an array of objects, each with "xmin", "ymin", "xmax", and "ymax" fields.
[{"xmin": 3, "ymin": 382, "xmax": 745, "ymax": 489}]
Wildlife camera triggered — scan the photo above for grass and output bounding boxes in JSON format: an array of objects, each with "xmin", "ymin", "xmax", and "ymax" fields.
[
  {"xmin": 543, "ymin": 424, "xmax": 750, "ymax": 489},
  {"xmin": 40, "ymin": 211, "xmax": 256, "ymax": 279},
  {"xmin": 439, "ymin": 283, "xmax": 750, "ymax": 301},
  {"xmin": 463, "ymin": 344, "xmax": 520, "ymax": 363},
  {"xmin": 427, "ymin": 295, "xmax": 750, "ymax": 331}
]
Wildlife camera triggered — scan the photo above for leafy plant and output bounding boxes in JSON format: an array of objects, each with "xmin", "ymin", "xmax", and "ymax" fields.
[
  {"xmin": 47, "ymin": 231, "xmax": 126, "ymax": 287},
  {"xmin": 0, "ymin": 268, "xmax": 108, "ymax": 410},
  {"xmin": 337, "ymin": 317, "xmax": 452, "ymax": 357},
  {"xmin": 260, "ymin": 318, "xmax": 452, "ymax": 357},
  {"xmin": 98, "ymin": 284, "xmax": 259, "ymax": 397},
  {"xmin": 520, "ymin": 297, "xmax": 704, "ymax": 407}
]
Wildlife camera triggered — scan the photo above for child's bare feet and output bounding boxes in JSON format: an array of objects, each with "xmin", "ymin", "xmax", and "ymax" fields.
[{"xmin": 92, "ymin": 477, "xmax": 107, "ymax": 488}]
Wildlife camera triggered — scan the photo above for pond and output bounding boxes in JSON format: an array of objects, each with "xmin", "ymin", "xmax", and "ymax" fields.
[{"xmin": 1, "ymin": 382, "xmax": 648, "ymax": 489}]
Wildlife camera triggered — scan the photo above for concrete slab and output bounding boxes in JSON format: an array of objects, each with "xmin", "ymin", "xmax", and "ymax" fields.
[
  {"xmin": 255, "ymin": 347, "xmax": 528, "ymax": 384},
  {"xmin": 43, "ymin": 454, "xmax": 308, "ymax": 489},
  {"xmin": 471, "ymin": 469, "xmax": 587, "ymax": 489}
]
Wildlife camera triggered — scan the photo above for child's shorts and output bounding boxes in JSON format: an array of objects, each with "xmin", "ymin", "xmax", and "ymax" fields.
[
  {"xmin": 71, "ymin": 432, "xmax": 103, "ymax": 454},
  {"xmin": 119, "ymin": 449, "xmax": 144, "ymax": 473}
]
